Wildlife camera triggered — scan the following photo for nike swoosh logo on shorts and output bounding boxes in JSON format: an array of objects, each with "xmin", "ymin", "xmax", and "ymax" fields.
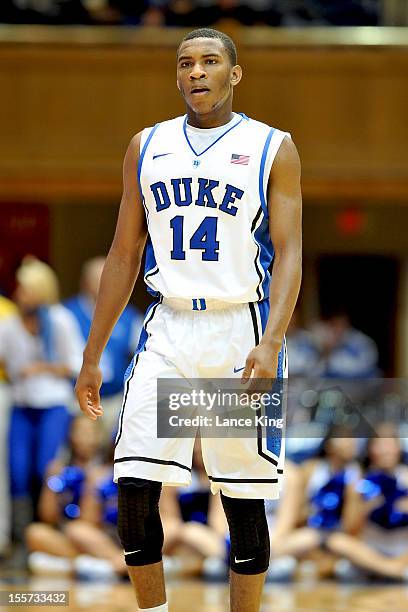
[
  {"xmin": 153, "ymin": 153, "xmax": 172, "ymax": 160},
  {"xmin": 124, "ymin": 549, "xmax": 141, "ymax": 555},
  {"xmin": 235, "ymin": 556, "xmax": 255, "ymax": 563},
  {"xmin": 233, "ymin": 366, "xmax": 245, "ymax": 373}
]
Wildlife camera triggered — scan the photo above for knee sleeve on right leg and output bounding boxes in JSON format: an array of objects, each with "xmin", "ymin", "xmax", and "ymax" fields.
[
  {"xmin": 221, "ymin": 493, "xmax": 270, "ymax": 575},
  {"xmin": 117, "ymin": 477, "xmax": 163, "ymax": 566}
]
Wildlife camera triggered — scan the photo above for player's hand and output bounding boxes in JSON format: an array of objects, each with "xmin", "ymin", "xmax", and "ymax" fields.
[
  {"xmin": 75, "ymin": 362, "xmax": 104, "ymax": 421},
  {"xmin": 241, "ymin": 341, "xmax": 280, "ymax": 391}
]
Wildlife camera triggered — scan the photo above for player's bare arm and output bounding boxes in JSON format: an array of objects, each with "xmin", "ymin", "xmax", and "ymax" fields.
[
  {"xmin": 242, "ymin": 136, "xmax": 302, "ymax": 382},
  {"xmin": 75, "ymin": 133, "xmax": 148, "ymax": 420}
]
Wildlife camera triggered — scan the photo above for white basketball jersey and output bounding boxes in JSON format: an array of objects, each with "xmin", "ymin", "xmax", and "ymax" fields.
[{"xmin": 138, "ymin": 113, "xmax": 290, "ymax": 304}]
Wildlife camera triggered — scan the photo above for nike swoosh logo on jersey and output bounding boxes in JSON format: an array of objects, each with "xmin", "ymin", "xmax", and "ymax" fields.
[
  {"xmin": 235, "ymin": 556, "xmax": 255, "ymax": 563},
  {"xmin": 233, "ymin": 366, "xmax": 245, "ymax": 373},
  {"xmin": 153, "ymin": 152, "xmax": 172, "ymax": 160}
]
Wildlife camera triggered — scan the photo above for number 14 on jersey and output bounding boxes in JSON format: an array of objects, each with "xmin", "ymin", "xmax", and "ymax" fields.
[{"xmin": 170, "ymin": 215, "xmax": 220, "ymax": 261}]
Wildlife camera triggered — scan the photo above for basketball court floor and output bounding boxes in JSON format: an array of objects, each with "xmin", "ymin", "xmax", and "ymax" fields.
[{"xmin": 1, "ymin": 575, "xmax": 407, "ymax": 611}]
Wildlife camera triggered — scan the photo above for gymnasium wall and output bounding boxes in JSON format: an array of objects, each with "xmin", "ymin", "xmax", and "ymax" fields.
[
  {"xmin": 0, "ymin": 26, "xmax": 407, "ymax": 204},
  {"xmin": 1, "ymin": 25, "xmax": 407, "ymax": 373}
]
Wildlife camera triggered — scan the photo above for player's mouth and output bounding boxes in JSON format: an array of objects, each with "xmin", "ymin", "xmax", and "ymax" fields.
[{"xmin": 190, "ymin": 86, "xmax": 210, "ymax": 96}]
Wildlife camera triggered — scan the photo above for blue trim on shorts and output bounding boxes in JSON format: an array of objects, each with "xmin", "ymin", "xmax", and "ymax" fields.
[{"xmin": 115, "ymin": 297, "xmax": 162, "ymax": 448}]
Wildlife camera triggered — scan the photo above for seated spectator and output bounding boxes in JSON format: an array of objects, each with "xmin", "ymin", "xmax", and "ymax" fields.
[
  {"xmin": 225, "ymin": 0, "xmax": 281, "ymax": 26},
  {"xmin": 65, "ymin": 256, "xmax": 143, "ymax": 439},
  {"xmin": 383, "ymin": 0, "xmax": 408, "ymax": 26},
  {"xmin": 325, "ymin": 423, "xmax": 408, "ymax": 581},
  {"xmin": 280, "ymin": 0, "xmax": 379, "ymax": 26},
  {"xmin": 0, "ymin": 0, "xmax": 92, "ymax": 24},
  {"xmin": 264, "ymin": 459, "xmax": 300, "ymax": 581},
  {"xmin": 27, "ymin": 423, "xmax": 128, "ymax": 580},
  {"xmin": 163, "ymin": 0, "xmax": 198, "ymax": 26},
  {"xmin": 308, "ymin": 0, "xmax": 379, "ymax": 26},
  {"xmin": 285, "ymin": 308, "xmax": 324, "ymax": 463},
  {"xmin": 105, "ymin": 0, "xmax": 155, "ymax": 25},
  {"xmin": 311, "ymin": 310, "xmax": 379, "ymax": 378},
  {"xmin": 26, "ymin": 415, "xmax": 102, "ymax": 574},
  {"xmin": 160, "ymin": 439, "xmax": 228, "ymax": 579},
  {"xmin": 270, "ymin": 427, "xmax": 360, "ymax": 578},
  {"xmin": 286, "ymin": 308, "xmax": 321, "ymax": 377},
  {"xmin": 0, "ymin": 257, "xmax": 83, "ymax": 568},
  {"xmin": 59, "ymin": 450, "xmax": 128, "ymax": 581}
]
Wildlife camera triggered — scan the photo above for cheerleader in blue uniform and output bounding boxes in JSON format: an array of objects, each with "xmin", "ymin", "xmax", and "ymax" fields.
[
  {"xmin": 68, "ymin": 444, "xmax": 228, "ymax": 581},
  {"xmin": 159, "ymin": 439, "xmax": 228, "ymax": 578},
  {"xmin": 26, "ymin": 415, "xmax": 102, "ymax": 574},
  {"xmin": 326, "ymin": 423, "xmax": 408, "ymax": 580},
  {"xmin": 270, "ymin": 426, "xmax": 360, "ymax": 577},
  {"xmin": 65, "ymin": 462, "xmax": 127, "ymax": 581}
]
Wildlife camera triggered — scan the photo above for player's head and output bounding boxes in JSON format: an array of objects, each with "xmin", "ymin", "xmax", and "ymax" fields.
[{"xmin": 176, "ymin": 28, "xmax": 242, "ymax": 116}]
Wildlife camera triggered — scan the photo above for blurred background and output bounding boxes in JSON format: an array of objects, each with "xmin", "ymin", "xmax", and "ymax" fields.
[{"xmin": 0, "ymin": 1, "xmax": 408, "ymax": 610}]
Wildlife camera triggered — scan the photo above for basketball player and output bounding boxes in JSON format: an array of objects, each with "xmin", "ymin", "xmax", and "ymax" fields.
[{"xmin": 76, "ymin": 28, "xmax": 302, "ymax": 612}]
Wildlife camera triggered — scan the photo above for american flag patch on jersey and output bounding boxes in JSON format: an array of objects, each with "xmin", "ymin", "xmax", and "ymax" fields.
[{"xmin": 231, "ymin": 153, "xmax": 250, "ymax": 165}]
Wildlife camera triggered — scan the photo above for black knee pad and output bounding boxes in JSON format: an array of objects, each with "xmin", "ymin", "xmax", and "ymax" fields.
[
  {"xmin": 117, "ymin": 477, "xmax": 163, "ymax": 566},
  {"xmin": 221, "ymin": 493, "xmax": 270, "ymax": 575}
]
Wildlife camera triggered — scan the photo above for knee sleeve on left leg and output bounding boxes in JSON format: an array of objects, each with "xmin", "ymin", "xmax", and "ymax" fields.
[
  {"xmin": 221, "ymin": 493, "xmax": 270, "ymax": 575},
  {"xmin": 117, "ymin": 477, "xmax": 163, "ymax": 566}
]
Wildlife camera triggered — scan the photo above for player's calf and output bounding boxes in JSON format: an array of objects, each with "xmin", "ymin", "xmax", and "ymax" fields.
[{"xmin": 117, "ymin": 477, "xmax": 163, "ymax": 566}]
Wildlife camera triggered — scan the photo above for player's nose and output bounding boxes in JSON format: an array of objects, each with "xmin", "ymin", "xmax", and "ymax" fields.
[{"xmin": 189, "ymin": 63, "xmax": 207, "ymax": 80}]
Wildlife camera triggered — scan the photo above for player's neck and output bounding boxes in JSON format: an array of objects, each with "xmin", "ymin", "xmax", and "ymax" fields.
[{"xmin": 186, "ymin": 106, "xmax": 234, "ymax": 129}]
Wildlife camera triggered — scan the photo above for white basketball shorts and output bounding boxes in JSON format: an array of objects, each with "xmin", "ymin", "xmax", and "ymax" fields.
[{"xmin": 114, "ymin": 297, "xmax": 287, "ymax": 499}]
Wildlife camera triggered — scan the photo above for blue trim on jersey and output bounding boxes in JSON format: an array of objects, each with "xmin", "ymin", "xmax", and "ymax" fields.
[
  {"xmin": 137, "ymin": 123, "xmax": 160, "ymax": 190},
  {"xmin": 253, "ymin": 214, "xmax": 274, "ymax": 299},
  {"xmin": 257, "ymin": 299, "xmax": 269, "ymax": 334},
  {"xmin": 182, "ymin": 114, "xmax": 244, "ymax": 157},
  {"xmin": 144, "ymin": 239, "xmax": 160, "ymax": 297},
  {"xmin": 138, "ymin": 124, "xmax": 160, "ymax": 295},
  {"xmin": 251, "ymin": 127, "xmax": 276, "ymax": 300},
  {"xmin": 132, "ymin": 297, "xmax": 160, "ymax": 358},
  {"xmin": 259, "ymin": 127, "xmax": 275, "ymax": 217}
]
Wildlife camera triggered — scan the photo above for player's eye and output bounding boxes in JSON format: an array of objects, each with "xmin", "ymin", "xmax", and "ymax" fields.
[
  {"xmin": 180, "ymin": 61, "xmax": 191, "ymax": 68},
  {"xmin": 206, "ymin": 59, "xmax": 217, "ymax": 64}
]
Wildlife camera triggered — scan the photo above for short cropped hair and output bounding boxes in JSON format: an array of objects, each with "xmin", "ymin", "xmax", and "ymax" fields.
[{"xmin": 178, "ymin": 28, "xmax": 237, "ymax": 66}]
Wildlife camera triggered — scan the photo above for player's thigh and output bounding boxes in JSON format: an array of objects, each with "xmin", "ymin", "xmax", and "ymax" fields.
[{"xmin": 114, "ymin": 349, "xmax": 196, "ymax": 486}]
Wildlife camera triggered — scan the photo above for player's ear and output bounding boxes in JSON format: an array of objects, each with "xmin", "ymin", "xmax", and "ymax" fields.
[
  {"xmin": 176, "ymin": 78, "xmax": 181, "ymax": 91},
  {"xmin": 231, "ymin": 65, "xmax": 242, "ymax": 88}
]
